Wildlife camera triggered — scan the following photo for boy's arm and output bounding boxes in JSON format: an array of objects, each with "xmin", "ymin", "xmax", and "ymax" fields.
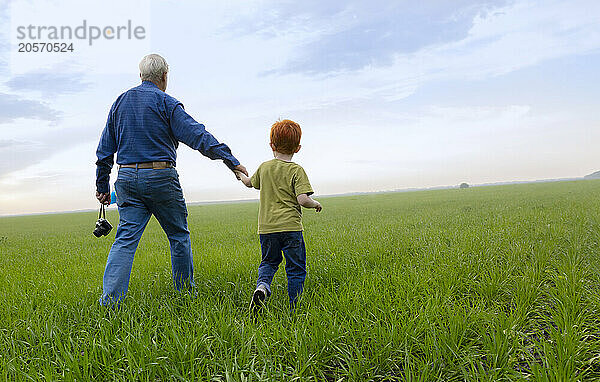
[
  {"xmin": 235, "ymin": 171, "xmax": 253, "ymax": 188},
  {"xmin": 297, "ymin": 193, "xmax": 322, "ymax": 212}
]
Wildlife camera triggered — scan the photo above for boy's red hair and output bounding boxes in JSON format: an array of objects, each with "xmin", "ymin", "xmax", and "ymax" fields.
[{"xmin": 270, "ymin": 119, "xmax": 302, "ymax": 154}]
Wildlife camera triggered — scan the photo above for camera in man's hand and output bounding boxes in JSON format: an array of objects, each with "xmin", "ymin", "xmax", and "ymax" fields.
[
  {"xmin": 93, "ymin": 204, "xmax": 113, "ymax": 238},
  {"xmin": 93, "ymin": 218, "xmax": 113, "ymax": 237}
]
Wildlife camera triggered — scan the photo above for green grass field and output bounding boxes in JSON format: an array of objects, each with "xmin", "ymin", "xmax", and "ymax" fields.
[{"xmin": 1, "ymin": 180, "xmax": 599, "ymax": 381}]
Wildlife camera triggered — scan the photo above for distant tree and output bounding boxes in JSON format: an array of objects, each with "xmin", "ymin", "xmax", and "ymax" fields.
[{"xmin": 459, "ymin": 182, "xmax": 469, "ymax": 189}]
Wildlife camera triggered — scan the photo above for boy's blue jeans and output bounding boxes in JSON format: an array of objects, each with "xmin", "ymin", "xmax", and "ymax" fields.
[
  {"xmin": 257, "ymin": 231, "xmax": 307, "ymax": 305},
  {"xmin": 100, "ymin": 167, "xmax": 194, "ymax": 306}
]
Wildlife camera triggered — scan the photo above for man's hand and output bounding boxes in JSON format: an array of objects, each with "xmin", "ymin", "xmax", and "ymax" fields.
[
  {"xmin": 234, "ymin": 164, "xmax": 248, "ymax": 178},
  {"xmin": 96, "ymin": 191, "xmax": 111, "ymax": 205}
]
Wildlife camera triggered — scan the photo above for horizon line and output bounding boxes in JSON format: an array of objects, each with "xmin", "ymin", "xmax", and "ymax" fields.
[{"xmin": 0, "ymin": 176, "xmax": 589, "ymax": 218}]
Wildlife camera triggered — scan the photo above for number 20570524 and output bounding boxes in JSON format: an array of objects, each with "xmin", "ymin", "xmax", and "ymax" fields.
[{"xmin": 18, "ymin": 42, "xmax": 74, "ymax": 53}]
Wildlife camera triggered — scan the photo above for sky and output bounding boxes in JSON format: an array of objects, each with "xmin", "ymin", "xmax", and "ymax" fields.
[{"xmin": 0, "ymin": 0, "xmax": 599, "ymax": 216}]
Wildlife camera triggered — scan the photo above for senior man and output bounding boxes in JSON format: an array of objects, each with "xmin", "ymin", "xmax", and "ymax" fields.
[{"xmin": 95, "ymin": 53, "xmax": 247, "ymax": 305}]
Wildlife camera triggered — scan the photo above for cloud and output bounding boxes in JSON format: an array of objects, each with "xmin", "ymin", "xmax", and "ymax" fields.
[
  {"xmin": 0, "ymin": 139, "xmax": 43, "ymax": 150},
  {"xmin": 0, "ymin": 172, "xmax": 63, "ymax": 195},
  {"xmin": 0, "ymin": 171, "xmax": 89, "ymax": 216},
  {"xmin": 392, "ymin": 0, "xmax": 600, "ymax": 84},
  {"xmin": 0, "ymin": 93, "xmax": 60, "ymax": 123},
  {"xmin": 0, "ymin": 127, "xmax": 97, "ymax": 177},
  {"xmin": 191, "ymin": 0, "xmax": 600, "ymax": 112},
  {"xmin": 300, "ymin": 0, "xmax": 600, "ymax": 102},
  {"xmin": 6, "ymin": 70, "xmax": 91, "ymax": 97},
  {"xmin": 229, "ymin": 0, "xmax": 509, "ymax": 75},
  {"xmin": 0, "ymin": 1, "xmax": 9, "ymax": 75}
]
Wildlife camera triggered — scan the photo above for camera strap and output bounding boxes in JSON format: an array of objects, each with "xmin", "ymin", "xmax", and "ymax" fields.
[{"xmin": 98, "ymin": 204, "xmax": 106, "ymax": 220}]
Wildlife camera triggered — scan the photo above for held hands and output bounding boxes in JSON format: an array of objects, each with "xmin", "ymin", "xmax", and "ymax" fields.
[
  {"xmin": 234, "ymin": 164, "xmax": 248, "ymax": 178},
  {"xmin": 235, "ymin": 169, "xmax": 253, "ymax": 188},
  {"xmin": 233, "ymin": 165, "xmax": 253, "ymax": 188}
]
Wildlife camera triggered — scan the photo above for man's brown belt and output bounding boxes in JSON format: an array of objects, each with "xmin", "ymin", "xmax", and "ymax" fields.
[{"xmin": 119, "ymin": 161, "xmax": 174, "ymax": 169}]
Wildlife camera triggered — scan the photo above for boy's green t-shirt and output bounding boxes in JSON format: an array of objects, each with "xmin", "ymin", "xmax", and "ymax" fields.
[{"xmin": 250, "ymin": 158, "xmax": 314, "ymax": 234}]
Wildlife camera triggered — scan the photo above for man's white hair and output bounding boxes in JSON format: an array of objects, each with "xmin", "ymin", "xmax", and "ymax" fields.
[{"xmin": 139, "ymin": 54, "xmax": 168, "ymax": 83}]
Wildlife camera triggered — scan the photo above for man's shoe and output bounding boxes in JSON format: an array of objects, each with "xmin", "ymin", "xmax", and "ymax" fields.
[{"xmin": 250, "ymin": 284, "xmax": 268, "ymax": 312}]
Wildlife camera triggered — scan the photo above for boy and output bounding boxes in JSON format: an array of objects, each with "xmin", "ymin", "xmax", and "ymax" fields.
[{"xmin": 236, "ymin": 119, "xmax": 322, "ymax": 310}]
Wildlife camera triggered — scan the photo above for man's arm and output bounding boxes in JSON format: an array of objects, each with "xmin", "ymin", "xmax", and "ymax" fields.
[
  {"xmin": 170, "ymin": 105, "xmax": 247, "ymax": 176},
  {"xmin": 95, "ymin": 109, "xmax": 117, "ymax": 204},
  {"xmin": 297, "ymin": 193, "xmax": 322, "ymax": 212}
]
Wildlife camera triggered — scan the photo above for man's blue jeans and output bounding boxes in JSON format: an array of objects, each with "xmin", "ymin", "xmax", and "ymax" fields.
[
  {"xmin": 100, "ymin": 167, "xmax": 194, "ymax": 305},
  {"xmin": 257, "ymin": 231, "xmax": 307, "ymax": 305}
]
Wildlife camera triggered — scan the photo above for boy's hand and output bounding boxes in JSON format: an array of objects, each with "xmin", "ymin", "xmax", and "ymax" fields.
[{"xmin": 297, "ymin": 193, "xmax": 322, "ymax": 211}]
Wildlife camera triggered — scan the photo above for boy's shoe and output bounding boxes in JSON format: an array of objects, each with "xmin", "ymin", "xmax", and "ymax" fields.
[{"xmin": 250, "ymin": 284, "xmax": 268, "ymax": 312}]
